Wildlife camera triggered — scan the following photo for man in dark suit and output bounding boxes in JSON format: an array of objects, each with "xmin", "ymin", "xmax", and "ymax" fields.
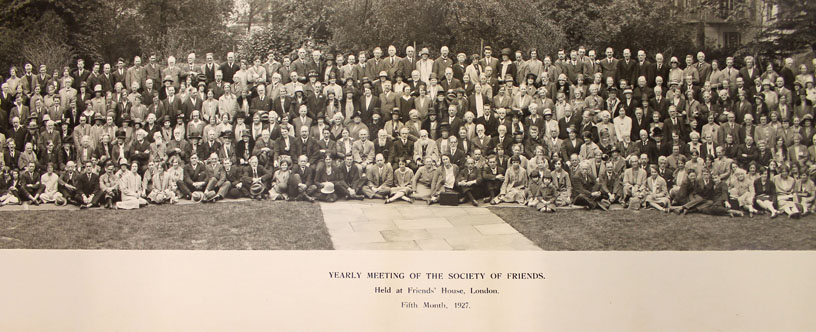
[
  {"xmin": 178, "ymin": 153, "xmax": 209, "ymax": 198},
  {"xmin": 72, "ymin": 59, "xmax": 90, "ymax": 90},
  {"xmin": 653, "ymin": 53, "xmax": 669, "ymax": 88},
  {"xmin": 242, "ymin": 156, "xmax": 271, "ymax": 199},
  {"xmin": 334, "ymin": 154, "xmax": 364, "ymax": 199},
  {"xmin": 572, "ymin": 161, "xmax": 608, "ymax": 210},
  {"xmin": 220, "ymin": 52, "xmax": 240, "ymax": 84},
  {"xmin": 293, "ymin": 125, "xmax": 319, "ymax": 165},
  {"xmin": 615, "ymin": 49, "xmax": 636, "ymax": 87},
  {"xmin": 75, "ymin": 160, "xmax": 101, "ymax": 208},
  {"xmin": 439, "ymin": 67, "xmax": 462, "ymax": 92},
  {"xmin": 222, "ymin": 157, "xmax": 247, "ymax": 198},
  {"xmin": 162, "ymin": 86, "xmax": 183, "ymax": 124},
  {"xmin": 738, "ymin": 56, "xmax": 761, "ymax": 88},
  {"xmin": 19, "ymin": 161, "xmax": 43, "ymax": 204},
  {"xmin": 600, "ymin": 47, "xmax": 619, "ymax": 81},
  {"xmin": 358, "ymin": 86, "xmax": 380, "ymax": 124},
  {"xmin": 662, "ymin": 107, "xmax": 686, "ymax": 141},
  {"xmin": 457, "ymin": 157, "xmax": 483, "ymax": 206}
]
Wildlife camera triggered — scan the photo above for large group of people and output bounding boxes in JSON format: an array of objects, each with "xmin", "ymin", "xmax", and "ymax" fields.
[{"xmin": 0, "ymin": 44, "xmax": 815, "ymax": 217}]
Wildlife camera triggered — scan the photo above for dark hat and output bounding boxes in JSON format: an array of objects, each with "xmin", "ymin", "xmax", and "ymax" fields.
[
  {"xmin": 391, "ymin": 107, "xmax": 401, "ymax": 115},
  {"xmin": 483, "ymin": 46, "xmax": 492, "ymax": 51},
  {"xmin": 455, "ymin": 87, "xmax": 465, "ymax": 94},
  {"xmin": 343, "ymin": 86, "xmax": 355, "ymax": 96},
  {"xmin": 427, "ymin": 111, "xmax": 438, "ymax": 117},
  {"xmin": 308, "ymin": 70, "xmax": 319, "ymax": 78},
  {"xmin": 63, "ymin": 136, "xmax": 74, "ymax": 145},
  {"xmin": 754, "ymin": 94, "xmax": 765, "ymax": 101},
  {"xmin": 501, "ymin": 48, "xmax": 512, "ymax": 56},
  {"xmin": 220, "ymin": 130, "xmax": 233, "ymax": 138},
  {"xmin": 526, "ymin": 73, "xmax": 537, "ymax": 80},
  {"xmin": 189, "ymin": 132, "xmax": 202, "ymax": 139},
  {"xmin": 121, "ymin": 117, "xmax": 132, "ymax": 124},
  {"xmin": 235, "ymin": 111, "xmax": 246, "ymax": 119},
  {"xmin": 94, "ymin": 113, "xmax": 104, "ymax": 122},
  {"xmin": 197, "ymin": 73, "xmax": 207, "ymax": 82},
  {"xmin": 161, "ymin": 115, "xmax": 170, "ymax": 123},
  {"xmin": 361, "ymin": 77, "xmax": 372, "ymax": 85},
  {"xmin": 116, "ymin": 130, "xmax": 126, "ymax": 138},
  {"xmin": 607, "ymin": 87, "xmax": 618, "ymax": 92},
  {"xmin": 242, "ymin": 129, "xmax": 251, "ymax": 137},
  {"xmin": 440, "ymin": 123, "xmax": 451, "ymax": 131},
  {"xmin": 429, "ymin": 72, "xmax": 438, "ymax": 80},
  {"xmin": 325, "ymin": 54, "xmax": 335, "ymax": 61},
  {"xmin": 163, "ymin": 75, "xmax": 174, "ymax": 83},
  {"xmin": 80, "ymin": 81, "xmax": 88, "ymax": 88},
  {"xmin": 446, "ymin": 89, "xmax": 456, "ymax": 96},
  {"xmin": 177, "ymin": 113, "xmax": 186, "ymax": 120},
  {"xmin": 652, "ymin": 126, "xmax": 663, "ymax": 136},
  {"xmin": 260, "ymin": 112, "xmax": 269, "ymax": 121}
]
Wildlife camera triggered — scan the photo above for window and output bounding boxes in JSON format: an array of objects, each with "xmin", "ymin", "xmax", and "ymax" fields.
[{"xmin": 724, "ymin": 32, "xmax": 741, "ymax": 48}]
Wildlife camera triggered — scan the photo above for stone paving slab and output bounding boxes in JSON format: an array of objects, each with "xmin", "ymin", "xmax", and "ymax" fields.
[{"xmin": 320, "ymin": 200, "xmax": 541, "ymax": 251}]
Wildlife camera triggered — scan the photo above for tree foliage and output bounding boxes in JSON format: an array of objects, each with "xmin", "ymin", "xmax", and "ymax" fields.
[
  {"xmin": 0, "ymin": 0, "xmax": 237, "ymax": 70},
  {"xmin": 751, "ymin": 0, "xmax": 816, "ymax": 57}
]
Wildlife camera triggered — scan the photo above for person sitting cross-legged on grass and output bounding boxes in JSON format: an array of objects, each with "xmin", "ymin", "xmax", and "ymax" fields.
[
  {"xmin": 491, "ymin": 155, "xmax": 527, "ymax": 205},
  {"xmin": 527, "ymin": 169, "xmax": 557, "ymax": 213},
  {"xmin": 753, "ymin": 169, "xmax": 780, "ymax": 218},
  {"xmin": 117, "ymin": 160, "xmax": 148, "ymax": 210},
  {"xmin": 385, "ymin": 158, "xmax": 414, "ymax": 204},
  {"xmin": 428, "ymin": 154, "xmax": 459, "ymax": 205},
  {"xmin": 456, "ymin": 157, "xmax": 482, "ymax": 206},
  {"xmin": 774, "ymin": 164, "xmax": 802, "ymax": 218},
  {"xmin": 728, "ymin": 168, "xmax": 758, "ymax": 217},
  {"xmin": 571, "ymin": 160, "xmax": 609, "ymax": 210},
  {"xmin": 363, "ymin": 153, "xmax": 393, "ymax": 200},
  {"xmin": 644, "ymin": 164, "xmax": 671, "ymax": 213}
]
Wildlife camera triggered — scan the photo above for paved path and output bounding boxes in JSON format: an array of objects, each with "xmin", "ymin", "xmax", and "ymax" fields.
[{"xmin": 320, "ymin": 201, "xmax": 542, "ymax": 250}]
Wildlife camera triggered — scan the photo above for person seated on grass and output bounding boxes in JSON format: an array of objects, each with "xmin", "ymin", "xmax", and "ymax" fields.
[
  {"xmin": 313, "ymin": 154, "xmax": 338, "ymax": 202},
  {"xmin": 221, "ymin": 157, "xmax": 247, "ymax": 199},
  {"xmin": 290, "ymin": 154, "xmax": 317, "ymax": 202},
  {"xmin": 98, "ymin": 161, "xmax": 120, "ymax": 209},
  {"xmin": 529, "ymin": 169, "xmax": 557, "ymax": 212},
  {"xmin": 773, "ymin": 164, "xmax": 802, "ymax": 218},
  {"xmin": 753, "ymin": 169, "xmax": 780, "ymax": 218},
  {"xmin": 598, "ymin": 159, "xmax": 623, "ymax": 205},
  {"xmin": 0, "ymin": 168, "xmax": 21, "ymax": 206},
  {"xmin": 334, "ymin": 154, "xmax": 364, "ymax": 200},
  {"xmin": 728, "ymin": 168, "xmax": 758, "ymax": 217},
  {"xmin": 571, "ymin": 159, "xmax": 609, "ymax": 210},
  {"xmin": 147, "ymin": 161, "xmax": 176, "ymax": 205},
  {"xmin": 363, "ymin": 153, "xmax": 393, "ymax": 200},
  {"xmin": 38, "ymin": 162, "xmax": 66, "ymax": 205},
  {"xmin": 551, "ymin": 158, "xmax": 572, "ymax": 207},
  {"xmin": 794, "ymin": 168, "xmax": 815, "ymax": 215},
  {"xmin": 268, "ymin": 158, "xmax": 292, "ymax": 201},
  {"xmin": 428, "ymin": 154, "xmax": 459, "ymax": 205},
  {"xmin": 19, "ymin": 161, "xmax": 43, "ymax": 205},
  {"xmin": 621, "ymin": 155, "xmax": 647, "ymax": 209},
  {"xmin": 202, "ymin": 152, "xmax": 230, "ymax": 202},
  {"xmin": 243, "ymin": 156, "xmax": 270, "ymax": 200},
  {"xmin": 644, "ymin": 164, "xmax": 671, "ymax": 213},
  {"xmin": 411, "ymin": 156, "xmax": 437, "ymax": 203},
  {"xmin": 116, "ymin": 160, "xmax": 148, "ymax": 210},
  {"xmin": 492, "ymin": 155, "xmax": 527, "ymax": 205},
  {"xmin": 481, "ymin": 155, "xmax": 505, "ymax": 203},
  {"xmin": 385, "ymin": 158, "xmax": 414, "ymax": 204},
  {"xmin": 457, "ymin": 157, "xmax": 482, "ymax": 206}
]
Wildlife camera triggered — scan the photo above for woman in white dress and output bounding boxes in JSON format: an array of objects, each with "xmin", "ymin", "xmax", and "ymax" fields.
[
  {"xmin": 38, "ymin": 163, "xmax": 65, "ymax": 205},
  {"xmin": 117, "ymin": 161, "xmax": 148, "ymax": 209}
]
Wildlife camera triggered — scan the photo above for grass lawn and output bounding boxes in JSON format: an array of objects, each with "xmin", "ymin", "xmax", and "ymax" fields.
[
  {"xmin": 0, "ymin": 201, "xmax": 333, "ymax": 250},
  {"xmin": 489, "ymin": 207, "xmax": 816, "ymax": 250}
]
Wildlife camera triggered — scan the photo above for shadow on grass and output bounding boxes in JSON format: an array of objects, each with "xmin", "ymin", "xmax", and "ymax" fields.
[
  {"xmin": 0, "ymin": 201, "xmax": 333, "ymax": 250},
  {"xmin": 489, "ymin": 207, "xmax": 816, "ymax": 250}
]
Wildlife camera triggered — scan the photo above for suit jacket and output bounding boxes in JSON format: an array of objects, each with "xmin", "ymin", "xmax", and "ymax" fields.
[
  {"xmin": 739, "ymin": 66, "xmax": 762, "ymax": 87},
  {"xmin": 615, "ymin": 58, "xmax": 637, "ymax": 85},
  {"xmin": 571, "ymin": 171, "xmax": 600, "ymax": 198},
  {"xmin": 75, "ymin": 172, "xmax": 100, "ymax": 196}
]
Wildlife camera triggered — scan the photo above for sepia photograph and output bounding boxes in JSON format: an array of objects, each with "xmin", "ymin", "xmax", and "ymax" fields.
[{"xmin": 1, "ymin": 0, "xmax": 815, "ymax": 330}]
